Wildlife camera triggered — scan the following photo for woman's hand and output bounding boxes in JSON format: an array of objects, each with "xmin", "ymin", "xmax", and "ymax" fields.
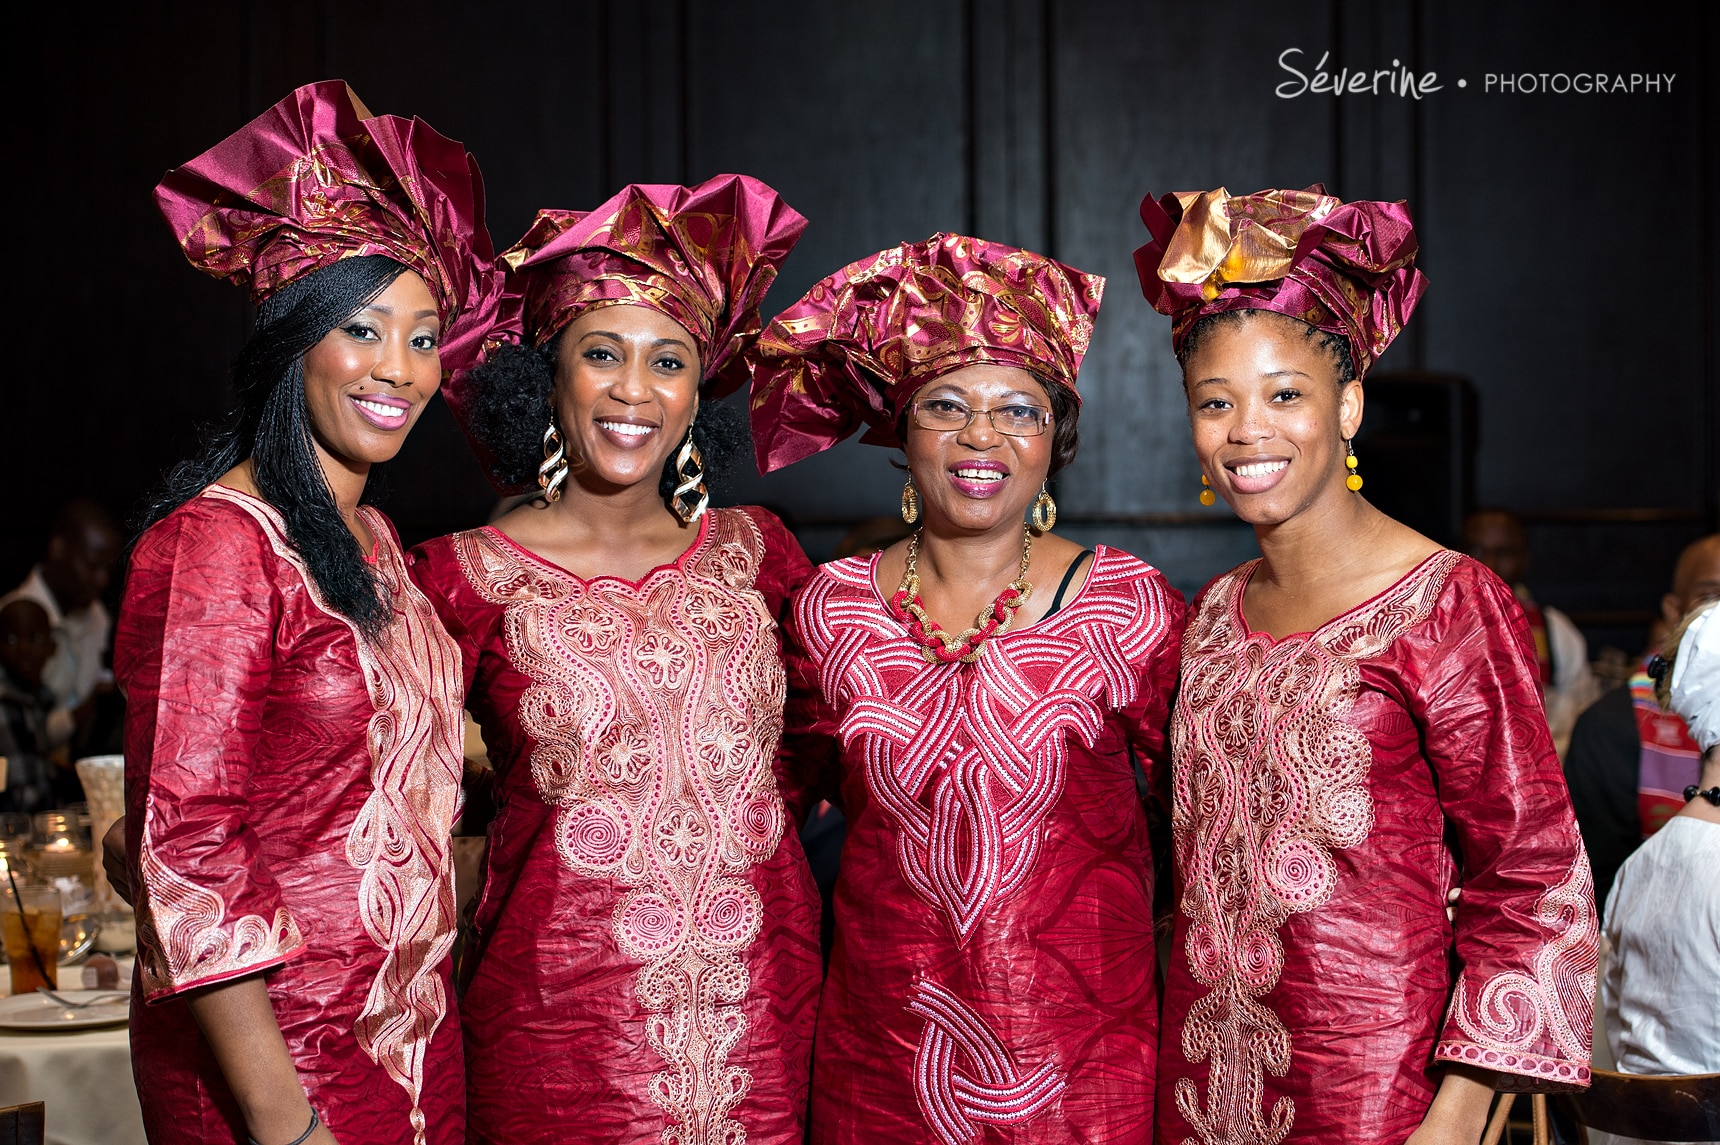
[
  {"xmin": 1404, "ymin": 1065, "xmax": 1496, "ymax": 1145},
  {"xmin": 101, "ymin": 816, "xmax": 132, "ymax": 906}
]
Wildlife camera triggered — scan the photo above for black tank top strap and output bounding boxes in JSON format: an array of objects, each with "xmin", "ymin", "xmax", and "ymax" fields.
[{"xmin": 1044, "ymin": 550, "xmax": 1095, "ymax": 618}]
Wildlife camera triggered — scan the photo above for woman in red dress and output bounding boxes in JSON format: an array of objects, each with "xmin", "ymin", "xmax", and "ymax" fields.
[
  {"xmin": 118, "ymin": 82, "xmax": 499, "ymax": 1145},
  {"xmin": 749, "ymin": 234, "xmax": 1185, "ymax": 1145},
  {"xmin": 1134, "ymin": 187, "xmax": 1598, "ymax": 1144},
  {"xmin": 410, "ymin": 176, "xmax": 820, "ymax": 1144}
]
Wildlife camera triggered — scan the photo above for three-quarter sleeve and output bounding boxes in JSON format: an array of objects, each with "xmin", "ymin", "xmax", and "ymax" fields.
[
  {"xmin": 1411, "ymin": 567, "xmax": 1598, "ymax": 1091},
  {"xmin": 116, "ymin": 503, "xmax": 305, "ymax": 1001}
]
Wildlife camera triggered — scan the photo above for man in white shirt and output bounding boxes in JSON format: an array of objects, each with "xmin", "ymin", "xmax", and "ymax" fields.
[{"xmin": 0, "ymin": 500, "xmax": 121, "ymax": 749}]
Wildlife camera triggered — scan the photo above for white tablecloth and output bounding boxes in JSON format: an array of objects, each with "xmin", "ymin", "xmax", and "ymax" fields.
[{"xmin": 0, "ymin": 962, "xmax": 144, "ymax": 1145}]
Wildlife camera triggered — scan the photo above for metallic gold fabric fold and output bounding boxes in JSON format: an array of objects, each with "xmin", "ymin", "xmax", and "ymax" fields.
[
  {"xmin": 1133, "ymin": 185, "xmax": 1427, "ymax": 377},
  {"xmin": 153, "ymin": 79, "xmax": 502, "ymax": 373},
  {"xmin": 491, "ymin": 174, "xmax": 807, "ymax": 398},
  {"xmin": 747, "ymin": 233, "xmax": 1104, "ymax": 473}
]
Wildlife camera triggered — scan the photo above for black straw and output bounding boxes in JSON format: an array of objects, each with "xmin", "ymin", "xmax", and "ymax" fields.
[{"xmin": 5, "ymin": 865, "xmax": 51, "ymax": 986}]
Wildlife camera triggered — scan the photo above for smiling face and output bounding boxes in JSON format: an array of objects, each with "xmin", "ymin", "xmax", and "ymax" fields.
[
  {"xmin": 1183, "ymin": 310, "xmax": 1362, "ymax": 527},
  {"xmin": 551, "ymin": 304, "xmax": 702, "ymax": 494},
  {"xmin": 300, "ymin": 270, "xmax": 443, "ymax": 469},
  {"xmin": 902, "ymin": 364, "xmax": 1055, "ymax": 537}
]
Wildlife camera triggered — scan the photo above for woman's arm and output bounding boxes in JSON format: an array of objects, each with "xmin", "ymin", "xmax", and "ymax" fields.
[
  {"xmin": 186, "ymin": 977, "xmax": 338, "ymax": 1145},
  {"xmin": 1404, "ymin": 1065, "xmax": 1496, "ymax": 1145}
]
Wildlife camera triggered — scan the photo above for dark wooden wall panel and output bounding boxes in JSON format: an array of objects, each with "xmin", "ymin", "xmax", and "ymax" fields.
[{"xmin": 6, "ymin": 0, "xmax": 1715, "ymax": 653}]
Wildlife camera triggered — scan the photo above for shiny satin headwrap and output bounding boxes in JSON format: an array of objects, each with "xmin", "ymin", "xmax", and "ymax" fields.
[
  {"xmin": 493, "ymin": 175, "xmax": 807, "ymax": 398},
  {"xmin": 153, "ymin": 80, "xmax": 502, "ymax": 373},
  {"xmin": 747, "ymin": 232, "xmax": 1104, "ymax": 473},
  {"xmin": 1133, "ymin": 185, "xmax": 1427, "ymax": 378}
]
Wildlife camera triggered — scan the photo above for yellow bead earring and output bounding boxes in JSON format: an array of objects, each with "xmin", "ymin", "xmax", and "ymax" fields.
[
  {"xmin": 1198, "ymin": 474, "xmax": 1215, "ymax": 506},
  {"xmin": 1345, "ymin": 439, "xmax": 1363, "ymax": 492}
]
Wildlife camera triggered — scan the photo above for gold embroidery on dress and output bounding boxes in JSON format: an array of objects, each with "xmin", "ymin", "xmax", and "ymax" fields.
[
  {"xmin": 455, "ymin": 509, "xmax": 786, "ymax": 1145},
  {"xmin": 213, "ymin": 488, "xmax": 464, "ymax": 1145},
  {"xmin": 134, "ymin": 820, "xmax": 302, "ymax": 996},
  {"xmin": 1437, "ymin": 853, "xmax": 1598, "ymax": 1089},
  {"xmin": 1170, "ymin": 552, "xmax": 1459, "ymax": 1145}
]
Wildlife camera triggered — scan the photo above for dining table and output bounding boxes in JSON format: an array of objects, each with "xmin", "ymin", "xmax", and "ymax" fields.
[{"xmin": 0, "ymin": 960, "xmax": 143, "ymax": 1145}]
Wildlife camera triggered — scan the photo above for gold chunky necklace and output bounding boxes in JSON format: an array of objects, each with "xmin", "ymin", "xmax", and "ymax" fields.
[{"xmin": 889, "ymin": 524, "xmax": 1034, "ymax": 664}]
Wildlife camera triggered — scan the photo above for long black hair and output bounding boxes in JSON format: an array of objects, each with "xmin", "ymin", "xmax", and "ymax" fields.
[
  {"xmin": 460, "ymin": 332, "xmax": 749, "ymax": 502},
  {"xmin": 138, "ymin": 255, "xmax": 410, "ymax": 636}
]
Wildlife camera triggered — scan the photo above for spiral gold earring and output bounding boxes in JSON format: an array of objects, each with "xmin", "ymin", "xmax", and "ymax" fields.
[
  {"xmin": 539, "ymin": 419, "xmax": 569, "ymax": 503},
  {"xmin": 1031, "ymin": 483, "xmax": 1057, "ymax": 533},
  {"xmin": 901, "ymin": 480, "xmax": 920, "ymax": 525},
  {"xmin": 671, "ymin": 428, "xmax": 709, "ymax": 524}
]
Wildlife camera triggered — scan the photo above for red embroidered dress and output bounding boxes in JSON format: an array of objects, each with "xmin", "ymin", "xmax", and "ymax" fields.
[
  {"xmin": 784, "ymin": 547, "xmax": 1184, "ymax": 1145},
  {"xmin": 118, "ymin": 486, "xmax": 467, "ymax": 1144},
  {"xmin": 1159, "ymin": 553, "xmax": 1598, "ymax": 1145},
  {"xmin": 407, "ymin": 507, "xmax": 820, "ymax": 1145}
]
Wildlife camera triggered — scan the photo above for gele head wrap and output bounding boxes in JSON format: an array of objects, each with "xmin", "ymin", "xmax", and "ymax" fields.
[
  {"xmin": 1668, "ymin": 602, "xmax": 1720, "ymax": 753},
  {"xmin": 747, "ymin": 232, "xmax": 1104, "ymax": 473},
  {"xmin": 153, "ymin": 79, "xmax": 502, "ymax": 374},
  {"xmin": 1133, "ymin": 185, "xmax": 1427, "ymax": 379},
  {"xmin": 489, "ymin": 174, "xmax": 807, "ymax": 399}
]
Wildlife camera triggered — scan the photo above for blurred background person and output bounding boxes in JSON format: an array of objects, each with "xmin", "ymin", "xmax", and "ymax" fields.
[
  {"xmin": 1592, "ymin": 600, "xmax": 1720, "ymax": 1145},
  {"xmin": 0, "ymin": 598, "xmax": 79, "ymax": 812},
  {"xmin": 1462, "ymin": 508, "xmax": 1601, "ymax": 755},
  {"xmin": 0, "ymin": 498, "xmax": 122, "ymax": 754},
  {"xmin": 1566, "ymin": 532, "xmax": 1720, "ymax": 910}
]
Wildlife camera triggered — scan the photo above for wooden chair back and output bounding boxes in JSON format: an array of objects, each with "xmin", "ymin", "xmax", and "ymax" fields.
[
  {"xmin": 0, "ymin": 1102, "xmax": 45, "ymax": 1145},
  {"xmin": 1555, "ymin": 1068, "xmax": 1720, "ymax": 1142}
]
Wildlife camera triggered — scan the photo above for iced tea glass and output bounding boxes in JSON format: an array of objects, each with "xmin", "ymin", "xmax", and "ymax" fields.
[{"xmin": 1, "ymin": 884, "xmax": 60, "ymax": 994}]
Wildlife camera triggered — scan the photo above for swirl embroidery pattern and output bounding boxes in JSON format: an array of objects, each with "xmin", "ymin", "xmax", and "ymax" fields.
[
  {"xmin": 1437, "ymin": 854, "xmax": 1597, "ymax": 1089},
  {"xmin": 1169, "ymin": 552, "xmax": 1460, "ymax": 1145},
  {"xmin": 224, "ymin": 492, "xmax": 466, "ymax": 1145},
  {"xmin": 454, "ymin": 510, "xmax": 787, "ymax": 1145},
  {"xmin": 133, "ymin": 827, "xmax": 302, "ymax": 995}
]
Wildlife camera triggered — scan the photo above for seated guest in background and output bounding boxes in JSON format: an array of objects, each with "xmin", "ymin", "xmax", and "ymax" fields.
[
  {"xmin": 1462, "ymin": 508, "xmax": 1601, "ymax": 756},
  {"xmin": 0, "ymin": 498, "xmax": 121, "ymax": 751},
  {"xmin": 1595, "ymin": 601, "xmax": 1720, "ymax": 1145},
  {"xmin": 0, "ymin": 598, "xmax": 78, "ymax": 812},
  {"xmin": 119, "ymin": 81, "xmax": 498, "ymax": 1145},
  {"xmin": 753, "ymin": 233, "xmax": 1185, "ymax": 1145},
  {"xmin": 1137, "ymin": 186, "xmax": 1596, "ymax": 1144},
  {"xmin": 1566, "ymin": 532, "xmax": 1720, "ymax": 910}
]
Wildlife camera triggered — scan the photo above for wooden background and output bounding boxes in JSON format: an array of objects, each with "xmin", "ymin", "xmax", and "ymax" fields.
[{"xmin": 8, "ymin": 0, "xmax": 1716, "ymax": 655}]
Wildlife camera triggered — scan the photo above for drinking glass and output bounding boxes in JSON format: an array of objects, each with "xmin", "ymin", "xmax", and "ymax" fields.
[{"xmin": 0, "ymin": 885, "xmax": 61, "ymax": 993}]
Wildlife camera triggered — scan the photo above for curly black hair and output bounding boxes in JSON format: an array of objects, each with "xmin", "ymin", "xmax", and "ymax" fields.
[
  {"xmin": 137, "ymin": 255, "xmax": 410, "ymax": 636},
  {"xmin": 459, "ymin": 333, "xmax": 750, "ymax": 505},
  {"xmin": 1177, "ymin": 309, "xmax": 1357, "ymax": 388},
  {"xmin": 892, "ymin": 372, "xmax": 1081, "ymax": 476}
]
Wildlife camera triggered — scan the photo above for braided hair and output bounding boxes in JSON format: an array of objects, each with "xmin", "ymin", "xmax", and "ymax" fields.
[
  {"xmin": 460, "ymin": 333, "xmax": 749, "ymax": 503},
  {"xmin": 1177, "ymin": 309, "xmax": 1357, "ymax": 388},
  {"xmin": 138, "ymin": 255, "xmax": 409, "ymax": 636}
]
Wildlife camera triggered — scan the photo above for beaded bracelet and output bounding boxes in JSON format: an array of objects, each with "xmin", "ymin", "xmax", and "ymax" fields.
[
  {"xmin": 249, "ymin": 1109, "xmax": 319, "ymax": 1145},
  {"xmin": 1685, "ymin": 785, "xmax": 1720, "ymax": 806}
]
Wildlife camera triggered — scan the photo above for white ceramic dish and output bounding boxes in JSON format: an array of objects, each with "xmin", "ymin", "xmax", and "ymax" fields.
[{"xmin": 0, "ymin": 989, "xmax": 128, "ymax": 1030}]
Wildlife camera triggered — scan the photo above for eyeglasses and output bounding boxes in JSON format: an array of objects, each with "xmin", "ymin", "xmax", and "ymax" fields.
[{"xmin": 910, "ymin": 398, "xmax": 1053, "ymax": 438}]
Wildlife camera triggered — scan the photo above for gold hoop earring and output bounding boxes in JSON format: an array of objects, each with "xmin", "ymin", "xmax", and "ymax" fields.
[
  {"xmin": 1199, "ymin": 474, "xmax": 1216, "ymax": 506},
  {"xmin": 1344, "ymin": 439, "xmax": 1363, "ymax": 492},
  {"xmin": 539, "ymin": 419, "xmax": 569, "ymax": 503},
  {"xmin": 1031, "ymin": 483, "xmax": 1057, "ymax": 533},
  {"xmin": 901, "ymin": 480, "xmax": 920, "ymax": 525},
  {"xmin": 671, "ymin": 428, "xmax": 708, "ymax": 524}
]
